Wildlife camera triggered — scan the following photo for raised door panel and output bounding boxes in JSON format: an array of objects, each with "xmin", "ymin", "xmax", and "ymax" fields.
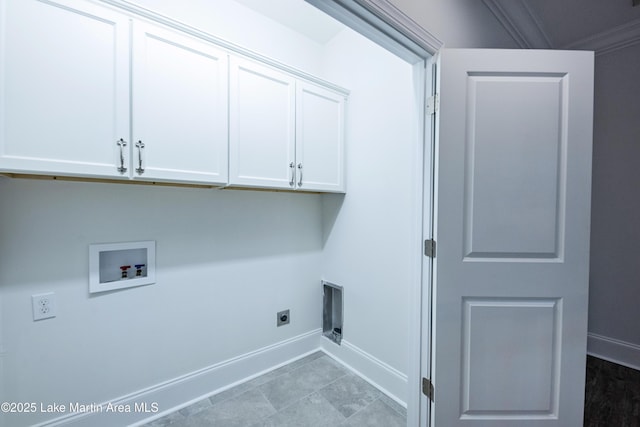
[
  {"xmin": 463, "ymin": 73, "xmax": 564, "ymax": 260},
  {"xmin": 0, "ymin": 0, "xmax": 130, "ymax": 178},
  {"xmin": 132, "ymin": 21, "xmax": 228, "ymax": 185},
  {"xmin": 229, "ymin": 56, "xmax": 296, "ymax": 189},
  {"xmin": 296, "ymin": 82, "xmax": 345, "ymax": 193}
]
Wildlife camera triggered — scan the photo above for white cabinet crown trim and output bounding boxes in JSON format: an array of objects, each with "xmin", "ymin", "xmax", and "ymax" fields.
[{"xmin": 98, "ymin": 0, "xmax": 350, "ymax": 97}]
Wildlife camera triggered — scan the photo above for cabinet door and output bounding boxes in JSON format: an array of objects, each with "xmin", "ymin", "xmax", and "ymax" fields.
[
  {"xmin": 296, "ymin": 82, "xmax": 346, "ymax": 193},
  {"xmin": 131, "ymin": 21, "xmax": 228, "ymax": 185},
  {"xmin": 229, "ymin": 56, "xmax": 296, "ymax": 189},
  {"xmin": 0, "ymin": 0, "xmax": 130, "ymax": 178}
]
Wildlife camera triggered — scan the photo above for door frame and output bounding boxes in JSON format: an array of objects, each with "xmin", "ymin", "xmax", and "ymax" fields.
[{"xmin": 304, "ymin": 1, "xmax": 441, "ymax": 425}]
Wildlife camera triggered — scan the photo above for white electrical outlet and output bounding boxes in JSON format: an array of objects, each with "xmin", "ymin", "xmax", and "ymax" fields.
[{"xmin": 32, "ymin": 292, "xmax": 56, "ymax": 321}]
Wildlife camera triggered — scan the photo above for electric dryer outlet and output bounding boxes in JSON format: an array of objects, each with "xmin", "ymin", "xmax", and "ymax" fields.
[{"xmin": 277, "ymin": 309, "xmax": 290, "ymax": 326}]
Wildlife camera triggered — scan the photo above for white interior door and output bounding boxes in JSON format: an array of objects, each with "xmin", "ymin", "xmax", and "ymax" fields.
[{"xmin": 430, "ymin": 48, "xmax": 593, "ymax": 426}]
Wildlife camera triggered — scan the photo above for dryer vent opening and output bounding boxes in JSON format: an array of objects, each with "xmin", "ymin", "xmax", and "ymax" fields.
[{"xmin": 322, "ymin": 281, "xmax": 343, "ymax": 345}]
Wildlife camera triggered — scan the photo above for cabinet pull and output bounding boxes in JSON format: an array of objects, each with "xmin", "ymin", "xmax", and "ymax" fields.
[
  {"xmin": 289, "ymin": 162, "xmax": 295, "ymax": 187},
  {"xmin": 135, "ymin": 140, "xmax": 145, "ymax": 175},
  {"xmin": 297, "ymin": 163, "xmax": 303, "ymax": 187},
  {"xmin": 116, "ymin": 138, "xmax": 127, "ymax": 174}
]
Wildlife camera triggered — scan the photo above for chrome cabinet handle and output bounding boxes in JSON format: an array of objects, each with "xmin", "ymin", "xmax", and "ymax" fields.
[
  {"xmin": 116, "ymin": 138, "xmax": 127, "ymax": 174},
  {"xmin": 297, "ymin": 163, "xmax": 303, "ymax": 187},
  {"xmin": 135, "ymin": 140, "xmax": 145, "ymax": 175},
  {"xmin": 289, "ymin": 162, "xmax": 295, "ymax": 187}
]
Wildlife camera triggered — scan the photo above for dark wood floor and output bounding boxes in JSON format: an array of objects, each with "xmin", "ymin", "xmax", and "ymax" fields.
[{"xmin": 584, "ymin": 355, "xmax": 640, "ymax": 426}]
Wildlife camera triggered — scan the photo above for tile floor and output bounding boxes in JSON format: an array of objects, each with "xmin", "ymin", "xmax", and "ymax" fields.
[{"xmin": 142, "ymin": 352, "xmax": 406, "ymax": 427}]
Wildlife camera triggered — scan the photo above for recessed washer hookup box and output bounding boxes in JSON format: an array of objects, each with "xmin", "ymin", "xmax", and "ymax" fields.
[{"xmin": 89, "ymin": 240, "xmax": 156, "ymax": 294}]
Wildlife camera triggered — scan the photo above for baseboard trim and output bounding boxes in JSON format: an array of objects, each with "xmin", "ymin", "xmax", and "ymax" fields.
[
  {"xmin": 587, "ymin": 332, "xmax": 640, "ymax": 371},
  {"xmin": 35, "ymin": 329, "xmax": 322, "ymax": 427},
  {"xmin": 29, "ymin": 331, "xmax": 409, "ymax": 426},
  {"xmin": 321, "ymin": 337, "xmax": 407, "ymax": 406}
]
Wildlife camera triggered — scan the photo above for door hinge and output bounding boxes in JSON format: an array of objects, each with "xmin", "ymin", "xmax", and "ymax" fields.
[
  {"xmin": 422, "ymin": 377, "xmax": 434, "ymax": 401},
  {"xmin": 424, "ymin": 239, "xmax": 436, "ymax": 258},
  {"xmin": 426, "ymin": 93, "xmax": 439, "ymax": 115}
]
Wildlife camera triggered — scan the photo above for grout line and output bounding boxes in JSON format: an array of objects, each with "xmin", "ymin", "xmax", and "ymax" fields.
[
  {"xmin": 343, "ymin": 395, "xmax": 382, "ymax": 421},
  {"xmin": 265, "ymin": 375, "xmax": 347, "ymax": 415},
  {"xmin": 259, "ymin": 356, "xmax": 351, "ymax": 415},
  {"xmin": 379, "ymin": 393, "xmax": 408, "ymax": 418},
  {"xmin": 255, "ymin": 387, "xmax": 278, "ymax": 421},
  {"xmin": 205, "ymin": 351, "xmax": 326, "ymax": 408}
]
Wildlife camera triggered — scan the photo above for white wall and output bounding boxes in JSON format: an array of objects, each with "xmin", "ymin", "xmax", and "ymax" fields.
[
  {"xmin": 587, "ymin": 45, "xmax": 640, "ymax": 368},
  {"xmin": 389, "ymin": 0, "xmax": 517, "ymax": 48},
  {"xmin": 0, "ymin": 179, "xmax": 323, "ymax": 426},
  {"xmin": 319, "ymin": 28, "xmax": 420, "ymax": 402}
]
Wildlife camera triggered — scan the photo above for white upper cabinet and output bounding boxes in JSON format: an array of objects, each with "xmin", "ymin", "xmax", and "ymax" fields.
[
  {"xmin": 229, "ymin": 57, "xmax": 346, "ymax": 192},
  {"xmin": 296, "ymin": 82, "xmax": 345, "ymax": 193},
  {"xmin": 131, "ymin": 21, "xmax": 229, "ymax": 185},
  {"xmin": 1, "ymin": 0, "xmax": 346, "ymax": 191},
  {"xmin": 229, "ymin": 56, "xmax": 296, "ymax": 190},
  {"xmin": 0, "ymin": 0, "xmax": 130, "ymax": 178}
]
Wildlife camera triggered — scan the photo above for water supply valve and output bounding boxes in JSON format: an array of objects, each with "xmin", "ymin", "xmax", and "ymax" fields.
[
  {"xmin": 134, "ymin": 264, "xmax": 145, "ymax": 277},
  {"xmin": 120, "ymin": 265, "xmax": 131, "ymax": 279}
]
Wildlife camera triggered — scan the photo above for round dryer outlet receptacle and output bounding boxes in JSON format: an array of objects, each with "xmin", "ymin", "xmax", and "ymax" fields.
[{"xmin": 277, "ymin": 310, "xmax": 290, "ymax": 326}]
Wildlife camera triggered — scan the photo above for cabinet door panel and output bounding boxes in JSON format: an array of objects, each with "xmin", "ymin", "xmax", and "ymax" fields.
[
  {"xmin": 296, "ymin": 82, "xmax": 345, "ymax": 192},
  {"xmin": 132, "ymin": 21, "xmax": 228, "ymax": 185},
  {"xmin": 0, "ymin": 0, "xmax": 130, "ymax": 177},
  {"xmin": 229, "ymin": 57, "xmax": 296, "ymax": 189}
]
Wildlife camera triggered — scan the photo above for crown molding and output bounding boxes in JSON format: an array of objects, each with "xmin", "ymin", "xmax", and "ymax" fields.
[
  {"xmin": 482, "ymin": 0, "xmax": 552, "ymax": 49},
  {"xmin": 95, "ymin": 0, "xmax": 349, "ymax": 94},
  {"xmin": 564, "ymin": 19, "xmax": 640, "ymax": 56},
  {"xmin": 307, "ymin": 0, "xmax": 442, "ymax": 61},
  {"xmin": 484, "ymin": 0, "xmax": 640, "ymax": 56},
  {"xmin": 355, "ymin": 0, "xmax": 443, "ymax": 54}
]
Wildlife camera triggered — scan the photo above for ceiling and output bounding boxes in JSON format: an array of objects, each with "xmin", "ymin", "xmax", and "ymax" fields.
[
  {"xmin": 483, "ymin": 0, "xmax": 640, "ymax": 54},
  {"xmin": 232, "ymin": 0, "xmax": 344, "ymax": 44},
  {"xmin": 231, "ymin": 0, "xmax": 640, "ymax": 56}
]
